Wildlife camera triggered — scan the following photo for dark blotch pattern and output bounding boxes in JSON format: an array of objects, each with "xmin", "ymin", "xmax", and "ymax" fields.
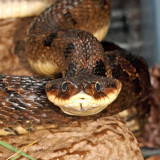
[
  {"xmin": 47, "ymin": 83, "xmax": 59, "ymax": 91},
  {"xmin": 110, "ymin": 83, "xmax": 117, "ymax": 88},
  {"xmin": 64, "ymin": 11, "xmax": 77, "ymax": 26},
  {"xmin": 132, "ymin": 78, "xmax": 141, "ymax": 94},
  {"xmin": 43, "ymin": 33, "xmax": 57, "ymax": 47},
  {"xmin": 92, "ymin": 59, "xmax": 106, "ymax": 77},
  {"xmin": 66, "ymin": 62, "xmax": 77, "ymax": 77},
  {"xmin": 64, "ymin": 42, "xmax": 75, "ymax": 59},
  {"xmin": 111, "ymin": 64, "xmax": 123, "ymax": 78}
]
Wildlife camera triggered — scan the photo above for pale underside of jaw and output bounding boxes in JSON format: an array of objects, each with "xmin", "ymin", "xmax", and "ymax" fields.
[{"xmin": 47, "ymin": 89, "xmax": 120, "ymax": 116}]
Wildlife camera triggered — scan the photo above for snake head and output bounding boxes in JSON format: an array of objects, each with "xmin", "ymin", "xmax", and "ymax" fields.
[{"xmin": 45, "ymin": 74, "xmax": 122, "ymax": 116}]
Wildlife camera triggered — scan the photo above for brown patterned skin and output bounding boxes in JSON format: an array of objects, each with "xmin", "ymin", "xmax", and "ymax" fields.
[
  {"xmin": 0, "ymin": 42, "xmax": 150, "ymax": 135},
  {"xmin": 27, "ymin": 0, "xmax": 111, "ymax": 75},
  {"xmin": 0, "ymin": 0, "xmax": 151, "ymax": 135},
  {"xmin": 101, "ymin": 42, "xmax": 151, "ymax": 116},
  {"xmin": 26, "ymin": 0, "xmax": 124, "ymax": 116}
]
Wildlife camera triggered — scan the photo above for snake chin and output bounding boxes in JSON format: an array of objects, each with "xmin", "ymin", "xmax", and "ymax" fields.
[{"xmin": 47, "ymin": 87, "xmax": 121, "ymax": 116}]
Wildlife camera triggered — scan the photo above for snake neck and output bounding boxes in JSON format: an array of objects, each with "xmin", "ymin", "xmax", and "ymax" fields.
[
  {"xmin": 25, "ymin": 0, "xmax": 122, "ymax": 116},
  {"xmin": 27, "ymin": 29, "xmax": 113, "ymax": 78}
]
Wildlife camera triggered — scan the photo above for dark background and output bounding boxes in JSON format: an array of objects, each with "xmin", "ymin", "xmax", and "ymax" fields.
[{"xmin": 105, "ymin": 0, "xmax": 160, "ymax": 66}]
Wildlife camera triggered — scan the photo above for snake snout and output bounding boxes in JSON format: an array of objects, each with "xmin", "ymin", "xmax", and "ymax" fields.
[
  {"xmin": 46, "ymin": 77, "xmax": 122, "ymax": 116},
  {"xmin": 71, "ymin": 92, "xmax": 92, "ymax": 103}
]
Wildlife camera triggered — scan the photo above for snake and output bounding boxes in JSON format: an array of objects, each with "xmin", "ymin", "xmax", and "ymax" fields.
[{"xmin": 0, "ymin": 0, "xmax": 151, "ymax": 136}]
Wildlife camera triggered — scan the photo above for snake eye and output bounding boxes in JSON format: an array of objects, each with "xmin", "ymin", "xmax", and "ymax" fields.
[
  {"xmin": 95, "ymin": 81, "xmax": 100, "ymax": 92},
  {"xmin": 61, "ymin": 82, "xmax": 68, "ymax": 92}
]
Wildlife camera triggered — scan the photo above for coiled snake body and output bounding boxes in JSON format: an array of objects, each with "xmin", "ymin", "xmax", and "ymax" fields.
[{"xmin": 0, "ymin": 0, "xmax": 151, "ymax": 136}]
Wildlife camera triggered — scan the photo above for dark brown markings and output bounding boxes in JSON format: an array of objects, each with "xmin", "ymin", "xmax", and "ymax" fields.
[
  {"xmin": 43, "ymin": 33, "xmax": 57, "ymax": 47},
  {"xmin": 66, "ymin": 62, "xmax": 77, "ymax": 77},
  {"xmin": 64, "ymin": 42, "xmax": 75, "ymax": 59},
  {"xmin": 111, "ymin": 63, "xmax": 125, "ymax": 79},
  {"xmin": 110, "ymin": 83, "xmax": 117, "ymax": 88},
  {"xmin": 64, "ymin": 11, "xmax": 77, "ymax": 26},
  {"xmin": 92, "ymin": 59, "xmax": 106, "ymax": 76},
  {"xmin": 4, "ymin": 127, "xmax": 19, "ymax": 135},
  {"xmin": 132, "ymin": 78, "xmax": 141, "ymax": 94}
]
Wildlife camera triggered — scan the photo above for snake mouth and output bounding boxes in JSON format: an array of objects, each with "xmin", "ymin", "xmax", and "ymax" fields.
[{"xmin": 46, "ymin": 80, "xmax": 122, "ymax": 116}]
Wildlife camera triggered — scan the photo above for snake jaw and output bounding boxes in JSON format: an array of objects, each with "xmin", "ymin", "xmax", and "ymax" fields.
[{"xmin": 46, "ymin": 80, "xmax": 122, "ymax": 116}]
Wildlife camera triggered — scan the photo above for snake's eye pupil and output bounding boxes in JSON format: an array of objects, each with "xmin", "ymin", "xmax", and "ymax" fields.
[
  {"xmin": 62, "ymin": 82, "xmax": 68, "ymax": 92},
  {"xmin": 95, "ymin": 82, "xmax": 100, "ymax": 92}
]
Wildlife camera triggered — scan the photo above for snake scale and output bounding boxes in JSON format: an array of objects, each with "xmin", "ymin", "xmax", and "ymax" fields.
[{"xmin": 0, "ymin": 0, "xmax": 151, "ymax": 136}]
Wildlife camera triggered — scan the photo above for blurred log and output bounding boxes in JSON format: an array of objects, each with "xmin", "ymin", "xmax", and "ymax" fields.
[{"xmin": 0, "ymin": 116, "xmax": 143, "ymax": 160}]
